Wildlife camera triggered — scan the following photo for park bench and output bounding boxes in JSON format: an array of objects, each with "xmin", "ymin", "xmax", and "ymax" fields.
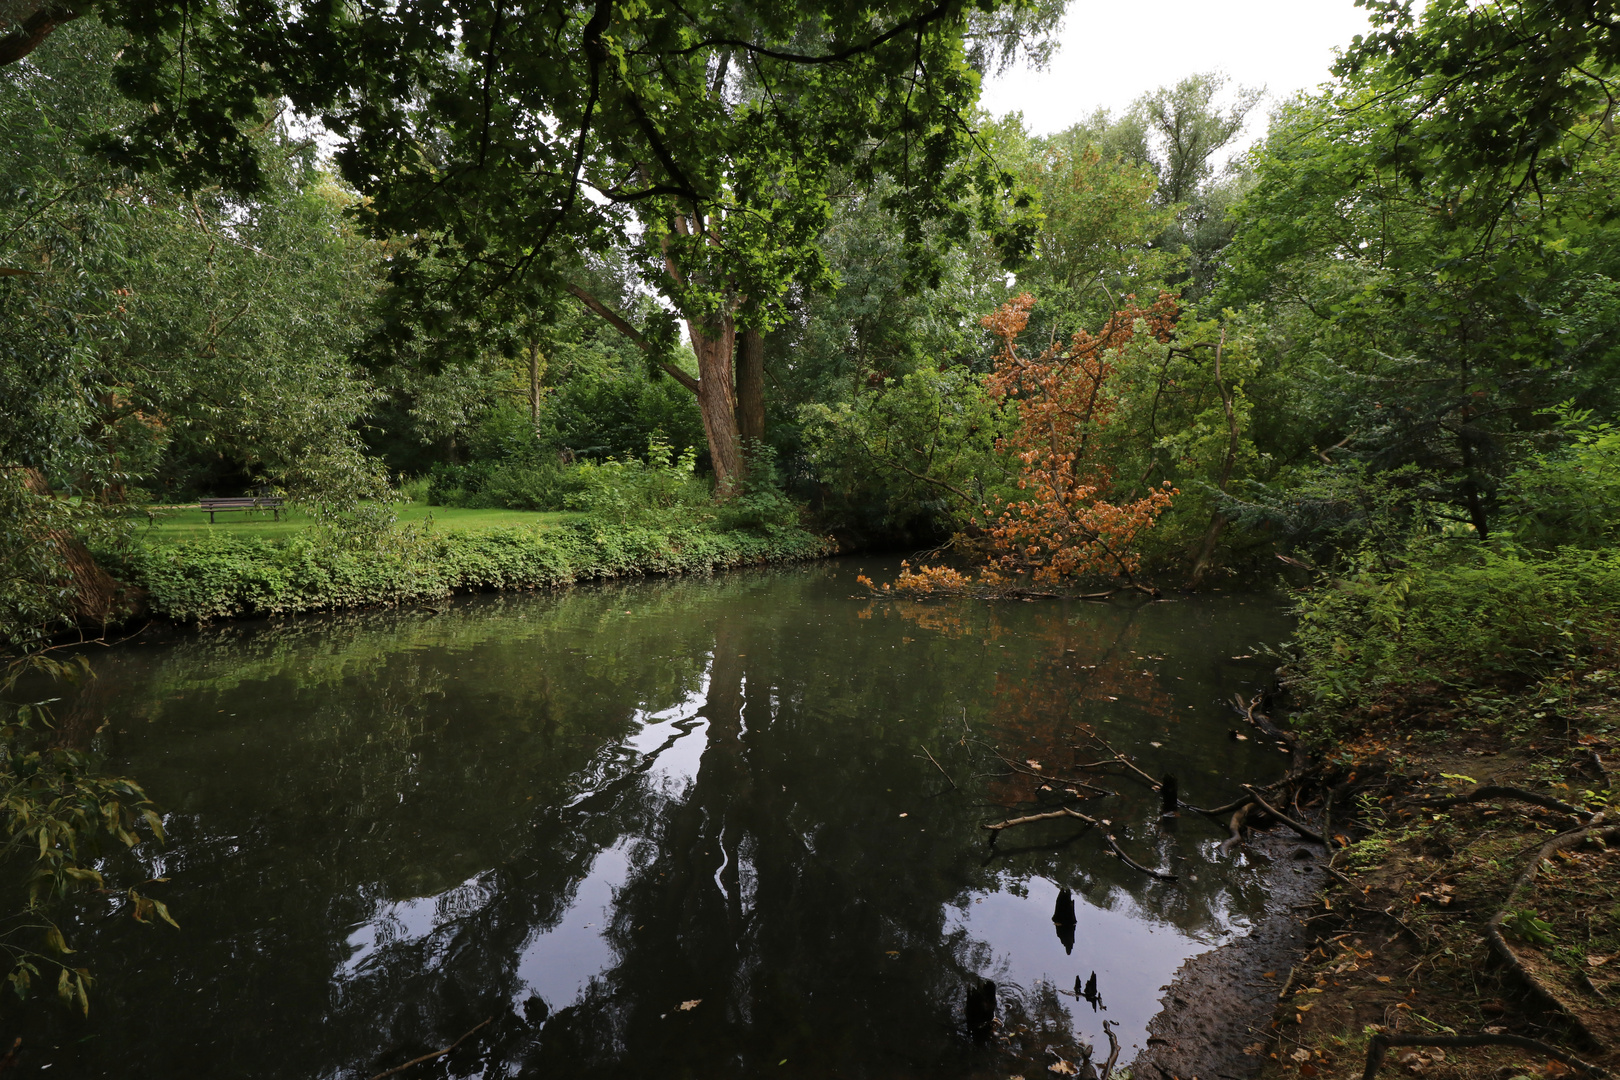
[{"xmin": 198, "ymin": 496, "xmax": 285, "ymax": 523}]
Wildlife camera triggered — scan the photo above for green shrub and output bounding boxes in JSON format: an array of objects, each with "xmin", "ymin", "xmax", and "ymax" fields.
[
  {"xmin": 713, "ymin": 442, "xmax": 802, "ymax": 533},
  {"xmin": 397, "ymin": 475, "xmax": 432, "ymax": 505},
  {"xmin": 561, "ymin": 438, "xmax": 708, "ymax": 524},
  {"xmin": 476, "ymin": 463, "xmax": 577, "ymax": 511},
  {"xmin": 1501, "ymin": 407, "xmax": 1620, "ymax": 551},
  {"xmin": 120, "ymin": 518, "xmax": 833, "ymax": 622},
  {"xmin": 1289, "ymin": 544, "xmax": 1620, "ymax": 718},
  {"xmin": 538, "ymin": 371, "xmax": 706, "ymax": 465}
]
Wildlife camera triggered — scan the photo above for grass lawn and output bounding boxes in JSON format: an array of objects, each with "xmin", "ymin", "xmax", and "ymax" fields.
[{"xmin": 135, "ymin": 503, "xmax": 583, "ymax": 544}]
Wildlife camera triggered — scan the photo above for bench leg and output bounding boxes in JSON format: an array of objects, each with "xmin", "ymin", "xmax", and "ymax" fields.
[{"xmin": 208, "ymin": 511, "xmax": 215, "ymax": 524}]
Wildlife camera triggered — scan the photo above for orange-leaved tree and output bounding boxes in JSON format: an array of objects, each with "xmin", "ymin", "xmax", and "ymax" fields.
[{"xmin": 977, "ymin": 292, "xmax": 1179, "ymax": 592}]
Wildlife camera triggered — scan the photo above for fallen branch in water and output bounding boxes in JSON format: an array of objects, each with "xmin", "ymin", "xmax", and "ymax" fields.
[
  {"xmin": 369, "ymin": 1018, "xmax": 494, "ymax": 1080},
  {"xmin": 1241, "ymin": 784, "xmax": 1328, "ymax": 845},
  {"xmin": 1105, "ymin": 832, "xmax": 1177, "ymax": 881},
  {"xmin": 921, "ymin": 745, "xmax": 957, "ymax": 790},
  {"xmin": 1073, "ymin": 726, "xmax": 1162, "ymax": 790},
  {"xmin": 1360, "ymin": 1033, "xmax": 1609, "ymax": 1080},
  {"xmin": 1100, "ymin": 1018, "xmax": 1122, "ymax": 1079},
  {"xmin": 982, "ymin": 806, "xmax": 1099, "ymax": 832},
  {"xmin": 987, "ymin": 748, "xmax": 1116, "ymax": 796}
]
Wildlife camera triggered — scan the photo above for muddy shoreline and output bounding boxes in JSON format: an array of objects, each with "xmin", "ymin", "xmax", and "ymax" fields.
[{"xmin": 1133, "ymin": 829, "xmax": 1324, "ymax": 1080}]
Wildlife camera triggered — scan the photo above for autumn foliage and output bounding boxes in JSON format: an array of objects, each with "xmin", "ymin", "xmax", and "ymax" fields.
[
  {"xmin": 982, "ymin": 293, "xmax": 1178, "ymax": 588},
  {"xmin": 859, "ymin": 292, "xmax": 1179, "ymax": 596}
]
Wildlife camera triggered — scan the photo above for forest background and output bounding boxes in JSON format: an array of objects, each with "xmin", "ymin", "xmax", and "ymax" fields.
[{"xmin": 1, "ymin": 0, "xmax": 1618, "ymax": 1020}]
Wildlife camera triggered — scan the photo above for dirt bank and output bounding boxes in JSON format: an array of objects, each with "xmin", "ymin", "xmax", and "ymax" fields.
[{"xmin": 1241, "ymin": 680, "xmax": 1618, "ymax": 1080}]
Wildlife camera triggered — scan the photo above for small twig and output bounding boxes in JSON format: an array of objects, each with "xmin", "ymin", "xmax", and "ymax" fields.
[
  {"xmin": 1321, "ymin": 863, "xmax": 1362, "ymax": 893},
  {"xmin": 922, "ymin": 745, "xmax": 957, "ymax": 790},
  {"xmin": 1360, "ymin": 1033, "xmax": 1609, "ymax": 1080},
  {"xmin": 1242, "ymin": 784, "xmax": 1329, "ymax": 845},
  {"xmin": 987, "ymin": 750, "xmax": 1117, "ymax": 796},
  {"xmin": 1075, "ymin": 726, "xmax": 1161, "ymax": 789},
  {"xmin": 1099, "ymin": 1018, "xmax": 1122, "ymax": 1079},
  {"xmin": 1276, "ymin": 964, "xmax": 1297, "ymax": 1001},
  {"xmin": 369, "ymin": 1018, "xmax": 494, "ymax": 1080}
]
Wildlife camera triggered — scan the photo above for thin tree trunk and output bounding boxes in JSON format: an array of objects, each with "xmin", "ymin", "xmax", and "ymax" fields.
[
  {"xmin": 527, "ymin": 342, "xmax": 544, "ymax": 422},
  {"xmin": 1191, "ymin": 329, "xmax": 1238, "ymax": 586},
  {"xmin": 736, "ymin": 325, "xmax": 765, "ymax": 444}
]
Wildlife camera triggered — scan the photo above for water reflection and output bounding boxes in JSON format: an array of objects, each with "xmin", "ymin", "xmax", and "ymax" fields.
[{"xmin": 21, "ymin": 559, "xmax": 1290, "ymax": 1078}]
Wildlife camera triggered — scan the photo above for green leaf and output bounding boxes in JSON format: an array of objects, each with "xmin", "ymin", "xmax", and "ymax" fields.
[{"xmin": 44, "ymin": 925, "xmax": 73, "ymax": 954}]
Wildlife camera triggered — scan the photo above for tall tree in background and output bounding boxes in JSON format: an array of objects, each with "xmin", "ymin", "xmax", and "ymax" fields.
[
  {"xmin": 1217, "ymin": 28, "xmax": 1620, "ymax": 544},
  {"xmin": 5, "ymin": 0, "xmax": 1056, "ymax": 494}
]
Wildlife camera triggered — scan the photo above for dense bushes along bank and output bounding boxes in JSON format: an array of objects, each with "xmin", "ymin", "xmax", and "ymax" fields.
[{"xmin": 118, "ymin": 519, "xmax": 834, "ymax": 622}]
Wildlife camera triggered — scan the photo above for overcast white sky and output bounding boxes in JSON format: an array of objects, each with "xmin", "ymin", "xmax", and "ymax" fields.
[{"xmin": 979, "ymin": 0, "xmax": 1372, "ymax": 148}]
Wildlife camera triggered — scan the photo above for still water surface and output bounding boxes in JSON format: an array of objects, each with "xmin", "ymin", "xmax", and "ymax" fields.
[{"xmin": 31, "ymin": 557, "xmax": 1292, "ymax": 1078}]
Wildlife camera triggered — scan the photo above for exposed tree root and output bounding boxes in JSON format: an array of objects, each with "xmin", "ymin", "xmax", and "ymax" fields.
[
  {"xmin": 1221, "ymin": 801, "xmax": 1253, "ymax": 854},
  {"xmin": 1484, "ymin": 818, "xmax": 1619, "ymax": 1052},
  {"xmin": 1419, "ymin": 784, "xmax": 1593, "ymax": 821},
  {"xmin": 1360, "ymin": 1033, "xmax": 1610, "ymax": 1080}
]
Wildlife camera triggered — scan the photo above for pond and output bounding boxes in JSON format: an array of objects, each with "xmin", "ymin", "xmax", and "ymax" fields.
[{"xmin": 27, "ymin": 557, "xmax": 1294, "ymax": 1078}]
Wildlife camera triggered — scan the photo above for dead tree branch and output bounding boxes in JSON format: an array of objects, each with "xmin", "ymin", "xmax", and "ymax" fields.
[{"xmin": 369, "ymin": 1018, "xmax": 494, "ymax": 1080}]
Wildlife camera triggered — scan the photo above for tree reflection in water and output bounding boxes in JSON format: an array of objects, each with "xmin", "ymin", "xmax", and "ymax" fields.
[{"xmin": 28, "ymin": 559, "xmax": 1291, "ymax": 1078}]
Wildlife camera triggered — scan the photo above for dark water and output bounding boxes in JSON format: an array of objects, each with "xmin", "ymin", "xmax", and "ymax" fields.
[{"xmin": 21, "ymin": 557, "xmax": 1293, "ymax": 1078}]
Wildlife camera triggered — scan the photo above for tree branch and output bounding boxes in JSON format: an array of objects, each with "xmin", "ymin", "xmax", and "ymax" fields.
[{"xmin": 564, "ymin": 283, "xmax": 700, "ymax": 394}]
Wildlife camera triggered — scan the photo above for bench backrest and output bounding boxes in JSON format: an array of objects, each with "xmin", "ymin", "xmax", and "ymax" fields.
[{"xmin": 199, "ymin": 496, "xmax": 284, "ymax": 508}]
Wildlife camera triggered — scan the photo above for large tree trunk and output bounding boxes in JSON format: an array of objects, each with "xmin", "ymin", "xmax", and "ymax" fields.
[
  {"xmin": 687, "ymin": 313, "xmax": 743, "ymax": 495},
  {"xmin": 736, "ymin": 326, "xmax": 766, "ymax": 445},
  {"xmin": 18, "ymin": 467, "xmax": 124, "ymax": 628}
]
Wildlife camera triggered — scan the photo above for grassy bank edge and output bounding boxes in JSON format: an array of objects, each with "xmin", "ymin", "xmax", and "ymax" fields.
[{"xmin": 114, "ymin": 520, "xmax": 837, "ymax": 622}]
